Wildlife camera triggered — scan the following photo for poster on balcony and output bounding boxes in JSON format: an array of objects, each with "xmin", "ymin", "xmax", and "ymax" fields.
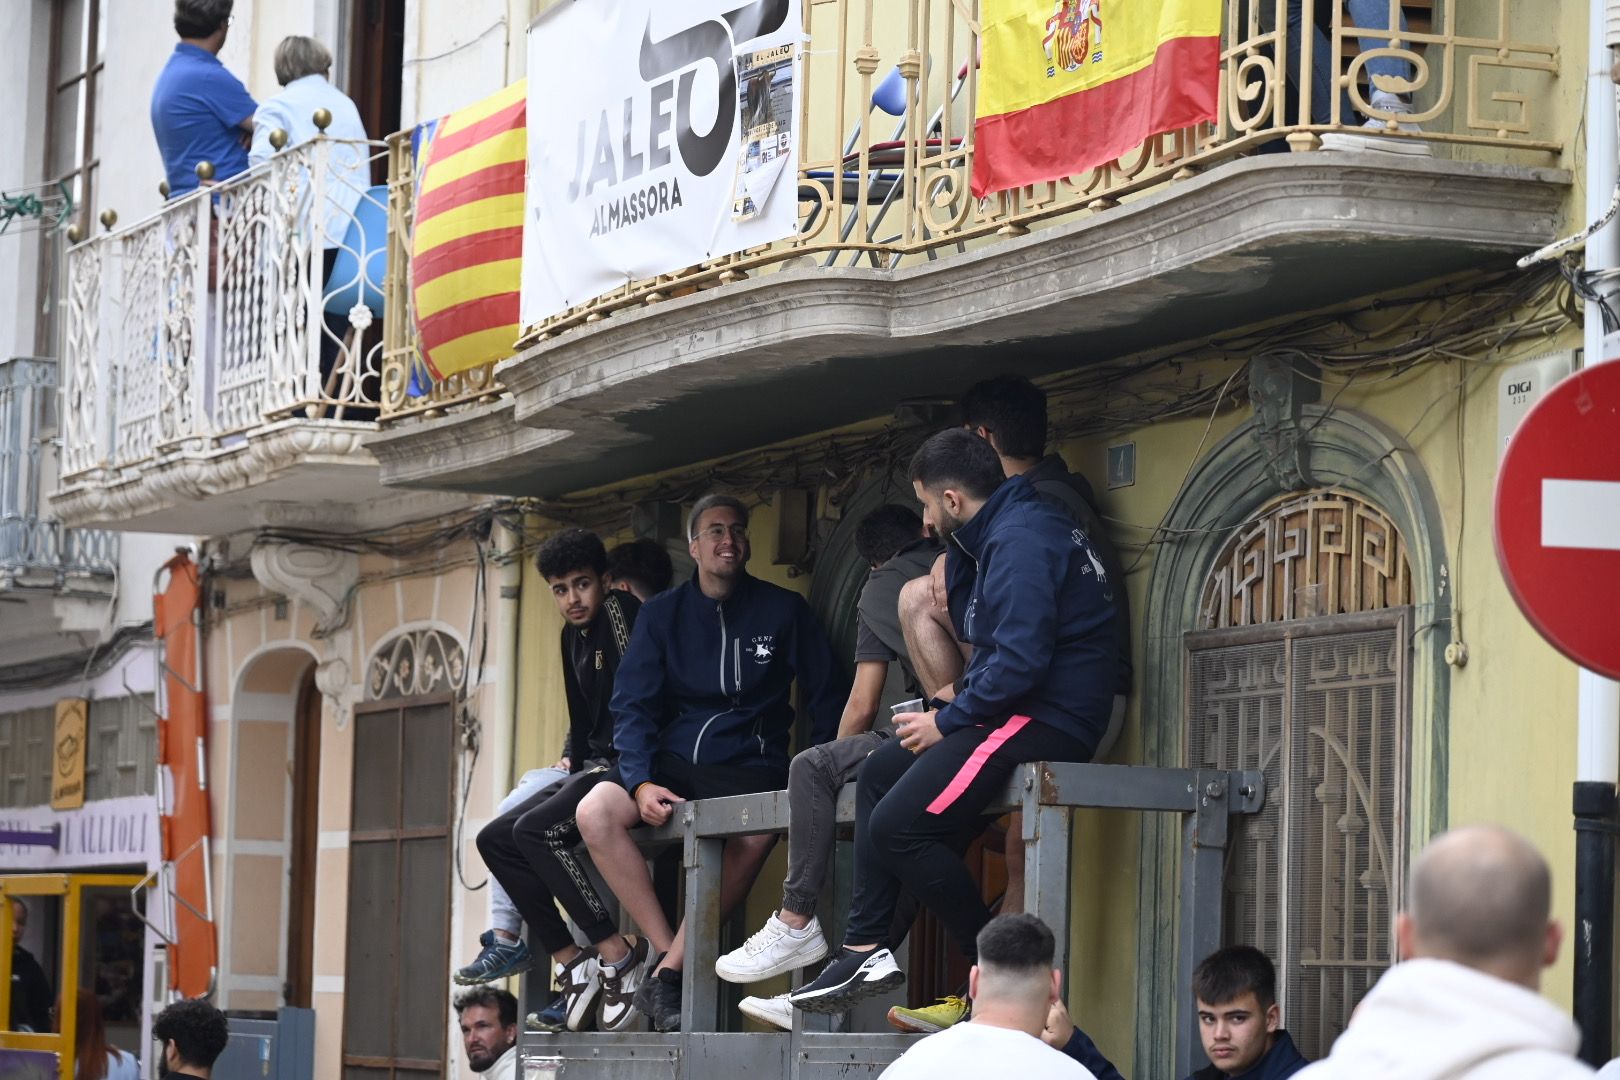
[
  {"xmin": 521, "ymin": 0, "xmax": 802, "ymax": 326},
  {"xmin": 971, "ymin": 0, "xmax": 1221, "ymax": 197}
]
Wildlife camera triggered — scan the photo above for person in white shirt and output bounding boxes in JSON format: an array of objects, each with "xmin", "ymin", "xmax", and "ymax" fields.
[
  {"xmin": 455, "ymin": 986, "xmax": 518, "ymax": 1080},
  {"xmin": 881, "ymin": 914, "xmax": 1097, "ymax": 1080},
  {"xmin": 1297, "ymin": 824, "xmax": 1594, "ymax": 1080},
  {"xmin": 248, "ymin": 36, "xmax": 369, "ymax": 246}
]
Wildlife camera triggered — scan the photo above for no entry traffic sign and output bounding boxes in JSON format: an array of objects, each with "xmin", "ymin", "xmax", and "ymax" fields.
[{"xmin": 1495, "ymin": 360, "xmax": 1620, "ymax": 678}]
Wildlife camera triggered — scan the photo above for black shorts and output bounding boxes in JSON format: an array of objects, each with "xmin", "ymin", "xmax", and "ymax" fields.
[{"xmin": 651, "ymin": 751, "xmax": 786, "ymax": 801}]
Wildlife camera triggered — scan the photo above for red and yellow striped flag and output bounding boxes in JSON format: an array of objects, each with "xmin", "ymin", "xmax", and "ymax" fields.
[
  {"xmin": 412, "ymin": 80, "xmax": 526, "ymax": 379},
  {"xmin": 971, "ymin": 0, "xmax": 1220, "ymax": 197}
]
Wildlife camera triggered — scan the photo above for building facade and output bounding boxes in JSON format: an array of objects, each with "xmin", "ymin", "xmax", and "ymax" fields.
[{"xmin": 1, "ymin": 0, "xmax": 1604, "ymax": 1077}]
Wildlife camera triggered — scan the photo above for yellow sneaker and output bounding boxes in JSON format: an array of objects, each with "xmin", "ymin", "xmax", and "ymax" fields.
[{"xmin": 886, "ymin": 995, "xmax": 969, "ymax": 1034}]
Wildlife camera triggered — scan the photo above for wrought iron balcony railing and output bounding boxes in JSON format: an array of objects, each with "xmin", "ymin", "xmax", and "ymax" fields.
[
  {"xmin": 59, "ymin": 136, "xmax": 390, "ymax": 485},
  {"xmin": 0, "ymin": 356, "xmax": 117, "ymax": 590},
  {"xmin": 377, "ymin": 0, "xmax": 1561, "ymax": 422}
]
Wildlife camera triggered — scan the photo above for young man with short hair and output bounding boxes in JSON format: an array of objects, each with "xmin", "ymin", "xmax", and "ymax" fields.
[
  {"xmin": 958, "ymin": 374, "xmax": 1131, "ymax": 748},
  {"xmin": 576, "ymin": 493, "xmax": 847, "ymax": 1032},
  {"xmin": 455, "ymin": 986, "xmax": 519, "ymax": 1079},
  {"xmin": 605, "ymin": 538, "xmax": 675, "ymax": 601},
  {"xmin": 879, "ymin": 914, "xmax": 1097, "ymax": 1078},
  {"xmin": 151, "ymin": 0, "xmax": 257, "ymax": 197},
  {"xmin": 151, "ymin": 998, "xmax": 230, "ymax": 1079},
  {"xmin": 791, "ymin": 430, "xmax": 1117, "ymax": 1015},
  {"xmin": 718, "ymin": 504, "xmax": 939, "ymax": 1029},
  {"xmin": 468, "ymin": 528, "xmax": 646, "ymax": 1034},
  {"xmin": 1187, "ymin": 946, "xmax": 1307, "ymax": 1080}
]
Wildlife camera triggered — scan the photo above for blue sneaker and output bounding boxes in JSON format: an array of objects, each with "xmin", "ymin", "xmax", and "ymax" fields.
[
  {"xmin": 454, "ymin": 930, "xmax": 532, "ymax": 985},
  {"xmin": 526, "ymin": 991, "xmax": 570, "ymax": 1033}
]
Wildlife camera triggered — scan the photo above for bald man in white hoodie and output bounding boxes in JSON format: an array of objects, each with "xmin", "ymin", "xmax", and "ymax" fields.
[{"xmin": 1298, "ymin": 824, "xmax": 1593, "ymax": 1079}]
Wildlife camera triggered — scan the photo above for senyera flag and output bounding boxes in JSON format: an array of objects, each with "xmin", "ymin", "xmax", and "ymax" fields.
[
  {"xmin": 411, "ymin": 80, "xmax": 526, "ymax": 380},
  {"xmin": 972, "ymin": 0, "xmax": 1221, "ymax": 198}
]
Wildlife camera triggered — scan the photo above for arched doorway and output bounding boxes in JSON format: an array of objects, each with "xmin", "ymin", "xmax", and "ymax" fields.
[
  {"xmin": 1132, "ymin": 404, "xmax": 1450, "ymax": 1075},
  {"xmin": 223, "ymin": 647, "xmax": 319, "ymax": 1012},
  {"xmin": 1185, "ymin": 492, "xmax": 1413, "ymax": 1059},
  {"xmin": 343, "ymin": 627, "xmax": 463, "ymax": 1079}
]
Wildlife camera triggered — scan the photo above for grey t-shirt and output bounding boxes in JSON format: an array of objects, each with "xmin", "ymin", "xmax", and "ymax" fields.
[{"xmin": 855, "ymin": 537, "xmax": 941, "ymax": 701}]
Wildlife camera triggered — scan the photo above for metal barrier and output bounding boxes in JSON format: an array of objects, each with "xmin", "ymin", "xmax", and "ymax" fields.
[
  {"xmin": 522, "ymin": 760, "xmax": 1264, "ymax": 1079},
  {"xmin": 379, "ymin": 0, "xmax": 1560, "ymax": 422}
]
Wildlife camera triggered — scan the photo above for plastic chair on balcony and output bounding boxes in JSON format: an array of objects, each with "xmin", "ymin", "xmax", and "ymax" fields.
[
  {"xmin": 315, "ymin": 182, "xmax": 388, "ymax": 419},
  {"xmin": 801, "ymin": 55, "xmax": 977, "ymax": 269},
  {"xmin": 799, "ymin": 66, "xmax": 909, "ymax": 231}
]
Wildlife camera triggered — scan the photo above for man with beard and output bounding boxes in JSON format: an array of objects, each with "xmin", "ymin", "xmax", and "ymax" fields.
[
  {"xmin": 456, "ymin": 987, "xmax": 518, "ymax": 1079},
  {"xmin": 576, "ymin": 493, "xmax": 846, "ymax": 1032},
  {"xmin": 151, "ymin": 998, "xmax": 229, "ymax": 1078},
  {"xmin": 791, "ymin": 428, "xmax": 1117, "ymax": 1015}
]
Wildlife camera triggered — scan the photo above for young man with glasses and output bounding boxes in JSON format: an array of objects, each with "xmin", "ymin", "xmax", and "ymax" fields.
[{"xmin": 575, "ymin": 493, "xmax": 847, "ymax": 1033}]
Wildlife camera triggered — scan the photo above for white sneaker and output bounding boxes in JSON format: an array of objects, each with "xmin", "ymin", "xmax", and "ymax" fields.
[
  {"xmin": 558, "ymin": 949, "xmax": 603, "ymax": 1032},
  {"xmin": 597, "ymin": 937, "xmax": 655, "ymax": 1032},
  {"xmin": 739, "ymin": 992, "xmax": 794, "ymax": 1031},
  {"xmin": 715, "ymin": 912, "xmax": 830, "ymax": 983},
  {"xmin": 1321, "ymin": 92, "xmax": 1432, "ymax": 156}
]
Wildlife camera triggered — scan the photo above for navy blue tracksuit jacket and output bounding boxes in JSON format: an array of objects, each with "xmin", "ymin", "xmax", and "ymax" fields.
[
  {"xmin": 936, "ymin": 474, "xmax": 1119, "ymax": 753},
  {"xmin": 610, "ymin": 571, "xmax": 847, "ymax": 793}
]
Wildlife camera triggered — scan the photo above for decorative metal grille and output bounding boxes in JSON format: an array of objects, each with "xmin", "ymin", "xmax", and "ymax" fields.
[
  {"xmin": 1187, "ymin": 493, "xmax": 1411, "ymax": 1059},
  {"xmin": 1199, "ymin": 493, "xmax": 1412, "ymax": 629},
  {"xmin": 365, "ymin": 628, "xmax": 466, "ymax": 701}
]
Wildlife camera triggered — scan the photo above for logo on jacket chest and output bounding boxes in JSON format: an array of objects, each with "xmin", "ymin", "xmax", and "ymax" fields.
[{"xmin": 749, "ymin": 636, "xmax": 776, "ymax": 663}]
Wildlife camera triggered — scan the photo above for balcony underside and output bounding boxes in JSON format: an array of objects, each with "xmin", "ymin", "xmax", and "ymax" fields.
[
  {"xmin": 369, "ymin": 154, "xmax": 1569, "ymax": 499},
  {"xmin": 52, "ymin": 420, "xmax": 480, "ymax": 534}
]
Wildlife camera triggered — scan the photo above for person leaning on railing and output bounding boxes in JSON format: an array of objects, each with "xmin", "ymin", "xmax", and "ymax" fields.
[
  {"xmin": 150, "ymin": 0, "xmax": 257, "ymax": 198},
  {"xmin": 1286, "ymin": 0, "xmax": 1433, "ymax": 156},
  {"xmin": 248, "ymin": 35, "xmax": 370, "ymax": 247}
]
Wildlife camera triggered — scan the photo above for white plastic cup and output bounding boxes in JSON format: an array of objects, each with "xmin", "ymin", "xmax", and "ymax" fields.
[{"xmin": 890, "ymin": 698, "xmax": 925, "ymax": 719}]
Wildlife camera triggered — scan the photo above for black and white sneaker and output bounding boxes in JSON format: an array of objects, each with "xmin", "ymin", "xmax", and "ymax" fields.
[{"xmin": 787, "ymin": 946, "xmax": 905, "ymax": 1013}]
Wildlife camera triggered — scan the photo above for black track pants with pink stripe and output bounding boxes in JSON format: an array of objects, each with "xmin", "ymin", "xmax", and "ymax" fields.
[{"xmin": 843, "ymin": 716, "xmax": 1091, "ymax": 961}]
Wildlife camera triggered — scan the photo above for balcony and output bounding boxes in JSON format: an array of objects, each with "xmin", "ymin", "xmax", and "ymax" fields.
[
  {"xmin": 0, "ymin": 356, "xmax": 118, "ymax": 664},
  {"xmin": 51, "ymin": 137, "xmax": 472, "ymax": 535},
  {"xmin": 367, "ymin": 0, "xmax": 1570, "ymax": 498}
]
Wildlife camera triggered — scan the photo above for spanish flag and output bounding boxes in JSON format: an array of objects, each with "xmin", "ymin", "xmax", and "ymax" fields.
[
  {"xmin": 412, "ymin": 80, "xmax": 526, "ymax": 379},
  {"xmin": 972, "ymin": 0, "xmax": 1221, "ymax": 198}
]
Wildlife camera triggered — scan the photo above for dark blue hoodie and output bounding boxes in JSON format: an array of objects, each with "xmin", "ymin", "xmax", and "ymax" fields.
[
  {"xmin": 937, "ymin": 474, "xmax": 1118, "ymax": 752},
  {"xmin": 1185, "ymin": 1030, "xmax": 1309, "ymax": 1080},
  {"xmin": 610, "ymin": 571, "xmax": 848, "ymax": 793}
]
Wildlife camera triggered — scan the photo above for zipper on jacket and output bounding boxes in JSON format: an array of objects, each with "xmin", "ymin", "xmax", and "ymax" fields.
[
  {"xmin": 717, "ymin": 602, "xmax": 729, "ymax": 695},
  {"xmin": 733, "ymin": 638, "xmax": 742, "ymax": 701},
  {"xmin": 692, "ymin": 709, "xmax": 729, "ymax": 764}
]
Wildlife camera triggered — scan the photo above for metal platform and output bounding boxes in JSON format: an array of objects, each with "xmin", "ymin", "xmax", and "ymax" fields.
[{"xmin": 520, "ymin": 761, "xmax": 1264, "ymax": 1079}]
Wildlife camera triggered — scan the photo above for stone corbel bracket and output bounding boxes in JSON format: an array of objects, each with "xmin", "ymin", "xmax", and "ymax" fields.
[{"xmin": 250, "ymin": 541, "xmax": 361, "ymax": 722}]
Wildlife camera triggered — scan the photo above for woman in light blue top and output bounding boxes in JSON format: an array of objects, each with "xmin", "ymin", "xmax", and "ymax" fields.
[{"xmin": 249, "ymin": 36, "xmax": 371, "ymax": 243}]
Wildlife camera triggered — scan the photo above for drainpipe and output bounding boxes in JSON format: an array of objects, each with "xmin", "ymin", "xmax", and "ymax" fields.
[
  {"xmin": 1573, "ymin": 0, "xmax": 1620, "ymax": 1065},
  {"xmin": 492, "ymin": 521, "xmax": 522, "ymax": 806}
]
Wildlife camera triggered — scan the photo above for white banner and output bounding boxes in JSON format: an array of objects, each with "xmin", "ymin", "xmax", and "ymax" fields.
[
  {"xmin": 0, "ymin": 795, "xmax": 160, "ymax": 871},
  {"xmin": 522, "ymin": 0, "xmax": 801, "ymax": 325}
]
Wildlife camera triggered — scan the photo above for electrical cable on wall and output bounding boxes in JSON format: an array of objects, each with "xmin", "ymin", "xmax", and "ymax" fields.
[{"xmin": 453, "ymin": 536, "xmax": 492, "ymax": 892}]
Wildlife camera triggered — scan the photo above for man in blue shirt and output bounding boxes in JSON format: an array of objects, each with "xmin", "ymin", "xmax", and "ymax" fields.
[{"xmin": 151, "ymin": 0, "xmax": 257, "ymax": 197}]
